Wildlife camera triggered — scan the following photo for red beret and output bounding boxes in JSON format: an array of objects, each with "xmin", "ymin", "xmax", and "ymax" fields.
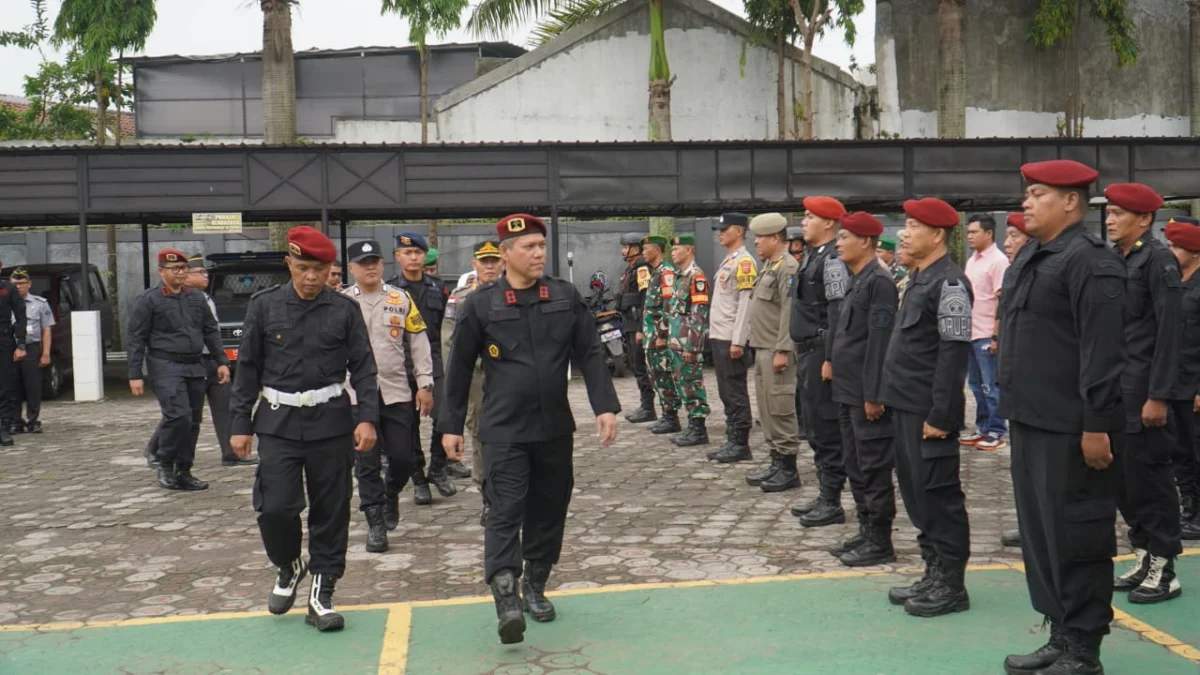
[
  {"xmin": 497, "ymin": 213, "xmax": 547, "ymax": 242},
  {"xmin": 839, "ymin": 211, "xmax": 883, "ymax": 237},
  {"xmin": 802, "ymin": 196, "xmax": 846, "ymax": 221},
  {"xmin": 1166, "ymin": 218, "xmax": 1200, "ymax": 252},
  {"xmin": 1104, "ymin": 183, "xmax": 1163, "ymax": 214},
  {"xmin": 1020, "ymin": 160, "xmax": 1098, "ymax": 189},
  {"xmin": 1005, "ymin": 213, "xmax": 1028, "ymax": 234},
  {"xmin": 903, "ymin": 198, "xmax": 959, "ymax": 228},
  {"xmin": 287, "ymin": 225, "xmax": 337, "ymax": 263},
  {"xmin": 157, "ymin": 248, "xmax": 188, "ymax": 266}
]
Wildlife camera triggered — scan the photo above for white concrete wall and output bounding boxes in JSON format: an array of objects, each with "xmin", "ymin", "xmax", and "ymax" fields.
[
  {"xmin": 438, "ymin": 25, "xmax": 858, "ymax": 143},
  {"xmin": 897, "ymin": 108, "xmax": 1190, "ymax": 139},
  {"xmin": 334, "ymin": 120, "xmax": 426, "ymax": 143}
]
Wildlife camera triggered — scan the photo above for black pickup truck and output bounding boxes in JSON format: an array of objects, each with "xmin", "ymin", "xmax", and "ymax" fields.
[{"xmin": 206, "ymin": 252, "xmax": 290, "ymax": 366}]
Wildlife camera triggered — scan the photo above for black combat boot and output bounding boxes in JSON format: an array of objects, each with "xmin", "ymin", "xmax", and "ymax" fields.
[
  {"xmin": 672, "ymin": 418, "xmax": 709, "ymax": 447},
  {"xmin": 1001, "ymin": 529, "xmax": 1023, "ymax": 547},
  {"xmin": 1113, "ymin": 548, "xmax": 1149, "ymax": 590},
  {"xmin": 1181, "ymin": 494, "xmax": 1197, "ymax": 522},
  {"xmin": 791, "ymin": 497, "xmax": 823, "ymax": 518},
  {"xmin": 1183, "ymin": 511, "xmax": 1200, "ymax": 540},
  {"xmin": 706, "ymin": 427, "xmax": 734, "ymax": 461},
  {"xmin": 799, "ymin": 494, "xmax": 846, "ymax": 527},
  {"xmin": 364, "ymin": 505, "xmax": 389, "ymax": 553},
  {"xmin": 713, "ymin": 443, "xmax": 752, "ymax": 463},
  {"xmin": 143, "ymin": 446, "xmax": 160, "ymax": 469},
  {"xmin": 829, "ymin": 510, "xmax": 868, "ymax": 556},
  {"xmin": 444, "ymin": 460, "xmax": 472, "ymax": 479},
  {"xmin": 521, "ymin": 561, "xmax": 557, "ymax": 622},
  {"xmin": 0, "ymin": 424, "xmax": 12, "ymax": 446},
  {"xmin": 427, "ymin": 457, "xmax": 458, "ymax": 498},
  {"xmin": 904, "ymin": 562, "xmax": 969, "ymax": 617},
  {"xmin": 1035, "ymin": 630, "xmax": 1104, "ymax": 675},
  {"xmin": 156, "ymin": 462, "xmax": 180, "ymax": 490},
  {"xmin": 839, "ymin": 523, "xmax": 895, "ymax": 567},
  {"xmin": 650, "ymin": 411, "xmax": 681, "ymax": 435},
  {"xmin": 888, "ymin": 553, "xmax": 939, "ymax": 605},
  {"xmin": 305, "ymin": 574, "xmax": 344, "ymax": 632},
  {"xmin": 490, "ymin": 570, "xmax": 527, "ymax": 644},
  {"xmin": 174, "ymin": 464, "xmax": 209, "ymax": 491},
  {"xmin": 625, "ymin": 401, "xmax": 657, "ymax": 424},
  {"xmin": 26, "ymin": 420, "xmax": 41, "ymax": 434},
  {"xmin": 746, "ymin": 451, "xmax": 783, "ymax": 487},
  {"xmin": 384, "ymin": 492, "xmax": 400, "ymax": 530},
  {"xmin": 1003, "ymin": 621, "xmax": 1066, "ymax": 675},
  {"xmin": 268, "ymin": 557, "xmax": 308, "ymax": 615},
  {"xmin": 760, "ymin": 453, "xmax": 801, "ymax": 493},
  {"xmin": 1128, "ymin": 555, "xmax": 1181, "ymax": 604},
  {"xmin": 10, "ymin": 420, "xmax": 25, "ymax": 434}
]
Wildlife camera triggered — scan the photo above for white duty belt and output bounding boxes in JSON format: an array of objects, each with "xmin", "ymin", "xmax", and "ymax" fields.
[{"xmin": 261, "ymin": 383, "xmax": 345, "ymax": 410}]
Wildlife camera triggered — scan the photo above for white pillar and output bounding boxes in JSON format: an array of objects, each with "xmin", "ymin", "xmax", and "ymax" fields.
[{"xmin": 71, "ymin": 310, "xmax": 104, "ymax": 401}]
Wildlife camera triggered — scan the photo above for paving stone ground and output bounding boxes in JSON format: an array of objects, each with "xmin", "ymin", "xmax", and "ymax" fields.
[{"xmin": 0, "ymin": 368, "xmax": 1192, "ymax": 628}]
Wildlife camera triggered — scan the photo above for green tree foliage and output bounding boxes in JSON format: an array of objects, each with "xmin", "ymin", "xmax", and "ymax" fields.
[
  {"xmin": 1028, "ymin": 0, "xmax": 1138, "ymax": 66},
  {"xmin": 0, "ymin": 53, "xmax": 116, "ymax": 141}
]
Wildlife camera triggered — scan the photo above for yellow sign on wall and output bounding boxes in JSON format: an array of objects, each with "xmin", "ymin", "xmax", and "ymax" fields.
[{"xmin": 192, "ymin": 212, "xmax": 243, "ymax": 234}]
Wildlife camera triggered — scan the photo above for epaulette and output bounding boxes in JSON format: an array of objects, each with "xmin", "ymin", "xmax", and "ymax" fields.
[{"xmin": 250, "ymin": 284, "xmax": 283, "ymax": 300}]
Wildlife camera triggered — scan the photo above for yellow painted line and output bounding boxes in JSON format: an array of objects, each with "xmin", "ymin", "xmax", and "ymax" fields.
[
  {"xmin": 1112, "ymin": 607, "xmax": 1200, "ymax": 664},
  {"xmin": 1115, "ymin": 547, "xmax": 1200, "ymax": 562},
  {"xmin": 377, "ymin": 605, "xmax": 412, "ymax": 675}
]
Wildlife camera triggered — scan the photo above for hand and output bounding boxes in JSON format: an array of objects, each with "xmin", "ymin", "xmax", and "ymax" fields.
[
  {"xmin": 443, "ymin": 434, "xmax": 465, "ymax": 461},
  {"xmin": 416, "ymin": 389, "xmax": 434, "ymax": 417},
  {"xmin": 682, "ymin": 352, "xmax": 697, "ymax": 364},
  {"xmin": 353, "ymin": 422, "xmax": 377, "ymax": 453},
  {"xmin": 129, "ymin": 379, "xmax": 145, "ymax": 396},
  {"xmin": 729, "ymin": 345, "xmax": 744, "ymax": 359},
  {"xmin": 864, "ymin": 401, "xmax": 884, "ymax": 421},
  {"xmin": 821, "ymin": 361, "xmax": 833, "ymax": 382},
  {"xmin": 1081, "ymin": 431, "xmax": 1113, "ymax": 470},
  {"xmin": 38, "ymin": 351, "xmax": 50, "ymax": 368},
  {"xmin": 231, "ymin": 434, "xmax": 253, "ymax": 458},
  {"xmin": 772, "ymin": 352, "xmax": 788, "ymax": 373},
  {"xmin": 988, "ymin": 339, "xmax": 998, "ymax": 355},
  {"xmin": 216, "ymin": 365, "xmax": 231, "ymax": 384},
  {"xmin": 596, "ymin": 412, "xmax": 618, "ymax": 447},
  {"xmin": 13, "ymin": 348, "xmax": 24, "ymax": 362},
  {"xmin": 636, "ymin": 331, "xmax": 644, "ymax": 343},
  {"xmin": 1194, "ymin": 394, "xmax": 1200, "ymax": 414},
  {"xmin": 654, "ymin": 338, "xmax": 666, "ymax": 348},
  {"xmin": 922, "ymin": 422, "xmax": 949, "ymax": 439},
  {"xmin": 1141, "ymin": 398, "xmax": 1168, "ymax": 428}
]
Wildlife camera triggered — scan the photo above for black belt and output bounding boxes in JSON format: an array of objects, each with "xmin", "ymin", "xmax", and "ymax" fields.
[
  {"xmin": 794, "ymin": 334, "xmax": 824, "ymax": 352},
  {"xmin": 150, "ymin": 349, "xmax": 202, "ymax": 364}
]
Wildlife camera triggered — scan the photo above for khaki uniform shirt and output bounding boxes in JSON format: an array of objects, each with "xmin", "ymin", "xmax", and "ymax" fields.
[
  {"xmin": 749, "ymin": 253, "xmax": 800, "ymax": 352},
  {"xmin": 344, "ymin": 283, "xmax": 434, "ymax": 405},
  {"xmin": 443, "ymin": 280, "xmax": 484, "ymax": 373},
  {"xmin": 709, "ymin": 245, "xmax": 757, "ymax": 344}
]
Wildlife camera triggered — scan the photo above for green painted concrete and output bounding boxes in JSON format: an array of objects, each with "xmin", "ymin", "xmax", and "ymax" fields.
[
  {"xmin": 1115, "ymin": 554, "xmax": 1200, "ymax": 650},
  {"xmin": 407, "ymin": 570, "xmax": 1198, "ymax": 675},
  {"xmin": 0, "ymin": 609, "xmax": 388, "ymax": 675}
]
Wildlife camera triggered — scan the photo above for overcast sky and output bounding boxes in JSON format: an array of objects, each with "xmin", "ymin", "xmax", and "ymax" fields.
[{"xmin": 0, "ymin": 0, "xmax": 875, "ymax": 100}]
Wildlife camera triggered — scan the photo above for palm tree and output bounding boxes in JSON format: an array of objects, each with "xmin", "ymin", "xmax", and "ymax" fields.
[
  {"xmin": 261, "ymin": 0, "xmax": 297, "ymax": 249},
  {"xmin": 1192, "ymin": 0, "xmax": 1200, "ymax": 135},
  {"xmin": 936, "ymin": 0, "xmax": 965, "ymax": 140}
]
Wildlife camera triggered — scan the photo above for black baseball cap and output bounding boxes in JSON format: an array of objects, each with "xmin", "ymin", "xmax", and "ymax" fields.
[{"xmin": 348, "ymin": 240, "xmax": 384, "ymax": 263}]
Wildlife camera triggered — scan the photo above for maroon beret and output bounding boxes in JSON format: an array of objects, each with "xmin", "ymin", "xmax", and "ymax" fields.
[
  {"xmin": 1104, "ymin": 183, "xmax": 1163, "ymax": 214},
  {"xmin": 157, "ymin": 248, "xmax": 189, "ymax": 266},
  {"xmin": 1005, "ymin": 213, "xmax": 1028, "ymax": 235},
  {"xmin": 1166, "ymin": 219, "xmax": 1200, "ymax": 253},
  {"xmin": 902, "ymin": 198, "xmax": 959, "ymax": 228},
  {"xmin": 497, "ymin": 213, "xmax": 547, "ymax": 242},
  {"xmin": 839, "ymin": 211, "xmax": 883, "ymax": 237},
  {"xmin": 1020, "ymin": 160, "xmax": 1098, "ymax": 189},
  {"xmin": 802, "ymin": 196, "xmax": 847, "ymax": 221},
  {"xmin": 287, "ymin": 225, "xmax": 337, "ymax": 263}
]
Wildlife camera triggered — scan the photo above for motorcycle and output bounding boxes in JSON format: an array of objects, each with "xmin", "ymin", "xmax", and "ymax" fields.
[{"xmin": 586, "ymin": 271, "xmax": 626, "ymax": 378}]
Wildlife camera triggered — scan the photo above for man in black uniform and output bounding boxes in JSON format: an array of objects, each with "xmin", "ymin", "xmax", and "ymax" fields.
[
  {"xmin": 1163, "ymin": 217, "xmax": 1200, "ymax": 540},
  {"xmin": 230, "ymin": 226, "xmax": 378, "ymax": 633},
  {"xmin": 441, "ymin": 213, "xmax": 619, "ymax": 645},
  {"xmin": 616, "ymin": 232, "xmax": 656, "ymax": 423},
  {"xmin": 0, "ymin": 259, "xmax": 27, "ymax": 447},
  {"xmin": 389, "ymin": 232, "xmax": 463, "ymax": 502},
  {"xmin": 998, "ymin": 160, "xmax": 1125, "ymax": 675},
  {"xmin": 828, "ymin": 212, "xmax": 899, "ymax": 567},
  {"xmin": 127, "ymin": 248, "xmax": 229, "ymax": 491},
  {"xmin": 786, "ymin": 226, "xmax": 808, "ymax": 442},
  {"xmin": 878, "ymin": 197, "xmax": 973, "ymax": 618},
  {"xmin": 783, "ymin": 196, "xmax": 848, "ymax": 526},
  {"xmin": 1103, "ymin": 182, "xmax": 1185, "ymax": 605}
]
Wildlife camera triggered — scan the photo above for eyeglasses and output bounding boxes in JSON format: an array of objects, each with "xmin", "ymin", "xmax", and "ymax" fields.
[{"xmin": 162, "ymin": 265, "xmax": 189, "ymax": 273}]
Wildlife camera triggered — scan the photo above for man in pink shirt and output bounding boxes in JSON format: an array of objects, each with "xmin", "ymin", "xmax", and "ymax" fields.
[{"xmin": 962, "ymin": 214, "xmax": 1010, "ymax": 450}]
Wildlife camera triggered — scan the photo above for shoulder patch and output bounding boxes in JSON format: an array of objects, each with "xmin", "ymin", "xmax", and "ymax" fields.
[
  {"xmin": 937, "ymin": 281, "xmax": 972, "ymax": 342},
  {"xmin": 736, "ymin": 256, "xmax": 757, "ymax": 291},
  {"xmin": 405, "ymin": 300, "xmax": 428, "ymax": 332},
  {"xmin": 1164, "ymin": 261, "xmax": 1182, "ymax": 290},
  {"xmin": 870, "ymin": 306, "xmax": 895, "ymax": 329},
  {"xmin": 823, "ymin": 258, "xmax": 849, "ymax": 300},
  {"xmin": 661, "ymin": 269, "xmax": 676, "ymax": 298},
  {"xmin": 636, "ymin": 265, "xmax": 651, "ymax": 291},
  {"xmin": 690, "ymin": 276, "xmax": 709, "ymax": 305}
]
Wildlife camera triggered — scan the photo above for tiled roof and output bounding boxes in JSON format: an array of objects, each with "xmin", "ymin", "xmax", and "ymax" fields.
[{"xmin": 0, "ymin": 94, "xmax": 136, "ymax": 138}]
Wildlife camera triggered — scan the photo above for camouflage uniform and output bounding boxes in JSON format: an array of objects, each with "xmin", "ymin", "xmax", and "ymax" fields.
[
  {"xmin": 891, "ymin": 262, "xmax": 910, "ymax": 287},
  {"xmin": 643, "ymin": 259, "xmax": 680, "ymax": 415},
  {"xmin": 668, "ymin": 260, "xmax": 711, "ymax": 418}
]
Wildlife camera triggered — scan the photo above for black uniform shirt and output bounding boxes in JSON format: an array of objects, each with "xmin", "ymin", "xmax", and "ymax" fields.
[
  {"xmin": 831, "ymin": 262, "xmax": 898, "ymax": 406},
  {"xmin": 1120, "ymin": 233, "xmax": 1183, "ymax": 409},
  {"xmin": 439, "ymin": 276, "xmax": 620, "ymax": 444},
  {"xmin": 878, "ymin": 253, "xmax": 973, "ymax": 432},
  {"xmin": 1175, "ymin": 273, "xmax": 1200, "ymax": 401},
  {"xmin": 790, "ymin": 240, "xmax": 847, "ymax": 363},
  {"xmin": 230, "ymin": 283, "xmax": 379, "ymax": 441},
  {"xmin": 997, "ymin": 223, "xmax": 1126, "ymax": 434},
  {"xmin": 390, "ymin": 272, "xmax": 449, "ymax": 379},
  {"xmin": 0, "ymin": 280, "xmax": 26, "ymax": 348},
  {"xmin": 126, "ymin": 285, "xmax": 226, "ymax": 380},
  {"xmin": 617, "ymin": 257, "xmax": 652, "ymax": 325}
]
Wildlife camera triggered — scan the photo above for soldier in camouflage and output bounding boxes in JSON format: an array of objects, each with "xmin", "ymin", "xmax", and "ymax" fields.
[
  {"xmin": 667, "ymin": 232, "xmax": 711, "ymax": 446},
  {"xmin": 877, "ymin": 236, "xmax": 909, "ymax": 287},
  {"xmin": 640, "ymin": 235, "xmax": 682, "ymax": 435}
]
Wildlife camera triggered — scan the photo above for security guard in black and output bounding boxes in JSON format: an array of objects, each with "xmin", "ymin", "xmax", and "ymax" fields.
[
  {"xmin": 0, "ymin": 269, "xmax": 26, "ymax": 446},
  {"xmin": 616, "ymin": 232, "xmax": 656, "ymax": 419}
]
